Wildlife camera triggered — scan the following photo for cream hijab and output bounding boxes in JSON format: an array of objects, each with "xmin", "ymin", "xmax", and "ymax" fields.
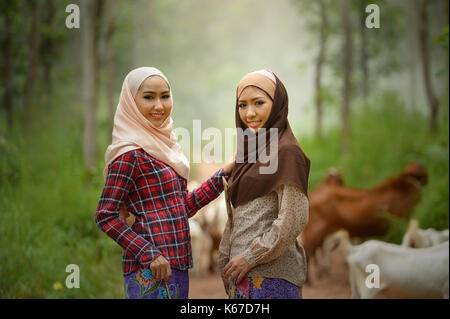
[{"xmin": 103, "ymin": 67, "xmax": 190, "ymax": 180}]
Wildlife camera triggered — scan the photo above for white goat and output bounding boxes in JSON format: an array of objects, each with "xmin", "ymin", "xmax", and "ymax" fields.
[
  {"xmin": 401, "ymin": 219, "xmax": 449, "ymax": 248},
  {"xmin": 330, "ymin": 229, "xmax": 449, "ymax": 299},
  {"xmin": 318, "ymin": 219, "xmax": 449, "ymax": 278}
]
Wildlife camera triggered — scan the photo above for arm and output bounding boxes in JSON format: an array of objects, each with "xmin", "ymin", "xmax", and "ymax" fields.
[
  {"xmin": 242, "ymin": 184, "xmax": 309, "ymax": 267},
  {"xmin": 185, "ymin": 152, "xmax": 235, "ymax": 218},
  {"xmin": 184, "ymin": 168, "xmax": 228, "ymax": 218},
  {"xmin": 95, "ymin": 151, "xmax": 162, "ymax": 268}
]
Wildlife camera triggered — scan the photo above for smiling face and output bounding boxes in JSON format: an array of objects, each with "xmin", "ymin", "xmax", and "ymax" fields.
[
  {"xmin": 238, "ymin": 86, "xmax": 273, "ymax": 132},
  {"xmin": 134, "ymin": 75, "xmax": 172, "ymax": 127}
]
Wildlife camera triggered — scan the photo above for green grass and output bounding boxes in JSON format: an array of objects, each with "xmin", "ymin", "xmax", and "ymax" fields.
[
  {"xmin": 0, "ymin": 89, "xmax": 448, "ymax": 298},
  {"xmin": 0, "ymin": 100, "xmax": 123, "ymax": 298}
]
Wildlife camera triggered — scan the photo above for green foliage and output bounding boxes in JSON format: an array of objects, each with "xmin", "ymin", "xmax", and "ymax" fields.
[
  {"xmin": 435, "ymin": 26, "xmax": 449, "ymax": 49},
  {"xmin": 0, "ymin": 102, "xmax": 124, "ymax": 298},
  {"xmin": 0, "ymin": 136, "xmax": 22, "ymax": 186}
]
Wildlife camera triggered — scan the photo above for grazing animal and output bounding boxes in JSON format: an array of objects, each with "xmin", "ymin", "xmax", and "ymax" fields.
[
  {"xmin": 318, "ymin": 218, "xmax": 449, "ymax": 279},
  {"xmin": 302, "ymin": 162, "xmax": 428, "ymax": 283},
  {"xmin": 401, "ymin": 219, "xmax": 449, "ymax": 248},
  {"xmin": 330, "ymin": 229, "xmax": 449, "ymax": 299}
]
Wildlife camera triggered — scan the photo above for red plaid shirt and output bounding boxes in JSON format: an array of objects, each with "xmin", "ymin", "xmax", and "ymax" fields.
[{"xmin": 95, "ymin": 148, "xmax": 227, "ymax": 275}]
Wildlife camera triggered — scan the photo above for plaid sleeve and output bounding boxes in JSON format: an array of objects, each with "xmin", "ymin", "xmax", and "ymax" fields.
[
  {"xmin": 95, "ymin": 151, "xmax": 161, "ymax": 267},
  {"xmin": 185, "ymin": 168, "xmax": 228, "ymax": 218}
]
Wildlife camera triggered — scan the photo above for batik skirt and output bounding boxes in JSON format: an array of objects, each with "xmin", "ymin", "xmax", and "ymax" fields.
[
  {"xmin": 124, "ymin": 267, "xmax": 189, "ymax": 299},
  {"xmin": 228, "ymin": 276, "xmax": 302, "ymax": 299}
]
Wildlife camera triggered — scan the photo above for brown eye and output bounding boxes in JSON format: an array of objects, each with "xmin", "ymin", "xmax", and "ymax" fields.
[{"xmin": 238, "ymin": 103, "xmax": 246, "ymax": 108}]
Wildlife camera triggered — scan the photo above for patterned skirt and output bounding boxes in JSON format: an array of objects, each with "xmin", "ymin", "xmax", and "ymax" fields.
[
  {"xmin": 228, "ymin": 276, "xmax": 302, "ymax": 299},
  {"xmin": 124, "ymin": 267, "xmax": 189, "ymax": 299}
]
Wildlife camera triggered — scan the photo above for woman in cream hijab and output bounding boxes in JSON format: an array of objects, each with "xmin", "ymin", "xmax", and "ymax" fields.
[{"xmin": 95, "ymin": 67, "xmax": 234, "ymax": 299}]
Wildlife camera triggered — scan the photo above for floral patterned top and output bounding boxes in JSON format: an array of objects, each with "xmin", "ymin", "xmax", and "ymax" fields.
[{"xmin": 218, "ymin": 184, "xmax": 309, "ymax": 286}]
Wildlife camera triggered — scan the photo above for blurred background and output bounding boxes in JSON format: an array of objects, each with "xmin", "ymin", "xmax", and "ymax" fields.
[{"xmin": 0, "ymin": 0, "xmax": 448, "ymax": 298}]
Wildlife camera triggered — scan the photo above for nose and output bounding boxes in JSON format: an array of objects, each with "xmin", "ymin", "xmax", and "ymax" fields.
[
  {"xmin": 246, "ymin": 106, "xmax": 256, "ymax": 119},
  {"xmin": 154, "ymin": 98, "xmax": 164, "ymax": 111}
]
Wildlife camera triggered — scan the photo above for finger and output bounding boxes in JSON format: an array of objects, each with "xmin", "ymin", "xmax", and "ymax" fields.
[
  {"xmin": 224, "ymin": 262, "xmax": 232, "ymax": 275},
  {"xmin": 230, "ymin": 270, "xmax": 239, "ymax": 281},
  {"xmin": 154, "ymin": 265, "xmax": 161, "ymax": 281},
  {"xmin": 126, "ymin": 214, "xmax": 136, "ymax": 227},
  {"xmin": 236, "ymin": 271, "xmax": 245, "ymax": 284},
  {"xmin": 159, "ymin": 265, "xmax": 165, "ymax": 281},
  {"xmin": 126, "ymin": 216, "xmax": 132, "ymax": 227},
  {"xmin": 225, "ymin": 266, "xmax": 235, "ymax": 281},
  {"xmin": 224, "ymin": 264, "xmax": 233, "ymax": 278},
  {"xmin": 163, "ymin": 266, "xmax": 170, "ymax": 283}
]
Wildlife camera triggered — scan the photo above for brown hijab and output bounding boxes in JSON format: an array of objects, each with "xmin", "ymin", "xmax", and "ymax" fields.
[{"xmin": 227, "ymin": 70, "xmax": 310, "ymax": 207}]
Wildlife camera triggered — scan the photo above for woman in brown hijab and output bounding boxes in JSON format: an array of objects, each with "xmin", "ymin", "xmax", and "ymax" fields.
[{"xmin": 218, "ymin": 69, "xmax": 310, "ymax": 299}]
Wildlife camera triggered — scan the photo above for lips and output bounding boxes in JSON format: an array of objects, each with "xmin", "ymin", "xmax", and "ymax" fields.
[
  {"xmin": 150, "ymin": 113, "xmax": 164, "ymax": 119},
  {"xmin": 247, "ymin": 121, "xmax": 261, "ymax": 128}
]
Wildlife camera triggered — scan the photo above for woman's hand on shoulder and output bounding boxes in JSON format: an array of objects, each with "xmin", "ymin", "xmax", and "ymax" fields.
[{"xmin": 223, "ymin": 151, "xmax": 237, "ymax": 176}]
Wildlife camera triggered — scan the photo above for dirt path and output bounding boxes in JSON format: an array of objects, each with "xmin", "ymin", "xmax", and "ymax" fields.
[{"xmin": 189, "ymin": 249, "xmax": 351, "ymax": 299}]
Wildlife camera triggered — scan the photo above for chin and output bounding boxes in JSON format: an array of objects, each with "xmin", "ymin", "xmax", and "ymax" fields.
[{"xmin": 149, "ymin": 117, "xmax": 168, "ymax": 127}]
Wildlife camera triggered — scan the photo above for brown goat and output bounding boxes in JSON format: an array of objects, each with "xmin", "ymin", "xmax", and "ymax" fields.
[{"xmin": 302, "ymin": 162, "xmax": 428, "ymax": 283}]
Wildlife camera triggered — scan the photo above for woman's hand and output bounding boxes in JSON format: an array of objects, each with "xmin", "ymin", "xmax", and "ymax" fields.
[
  {"xmin": 223, "ymin": 253, "xmax": 250, "ymax": 284},
  {"xmin": 119, "ymin": 204, "xmax": 135, "ymax": 227},
  {"xmin": 223, "ymin": 151, "xmax": 237, "ymax": 176},
  {"xmin": 150, "ymin": 255, "xmax": 172, "ymax": 283}
]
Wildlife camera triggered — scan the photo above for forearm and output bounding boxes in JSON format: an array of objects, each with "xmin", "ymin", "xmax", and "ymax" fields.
[
  {"xmin": 185, "ymin": 168, "xmax": 228, "ymax": 217},
  {"xmin": 95, "ymin": 207, "xmax": 162, "ymax": 266}
]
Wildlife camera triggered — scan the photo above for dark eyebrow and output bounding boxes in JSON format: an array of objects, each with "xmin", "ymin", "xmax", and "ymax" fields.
[{"xmin": 142, "ymin": 90, "xmax": 170, "ymax": 94}]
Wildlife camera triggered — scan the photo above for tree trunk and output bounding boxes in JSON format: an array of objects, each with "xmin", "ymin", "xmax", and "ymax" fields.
[
  {"xmin": 104, "ymin": 1, "xmax": 116, "ymax": 142},
  {"xmin": 360, "ymin": 0, "xmax": 369, "ymax": 101},
  {"xmin": 1, "ymin": 1, "xmax": 14, "ymax": 129},
  {"xmin": 24, "ymin": 2, "xmax": 41, "ymax": 118},
  {"xmin": 314, "ymin": 0, "xmax": 328, "ymax": 139},
  {"xmin": 341, "ymin": 0, "xmax": 353, "ymax": 154},
  {"xmin": 418, "ymin": 0, "xmax": 439, "ymax": 133},
  {"xmin": 81, "ymin": 0, "xmax": 101, "ymax": 171},
  {"xmin": 41, "ymin": 0, "xmax": 56, "ymax": 100}
]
